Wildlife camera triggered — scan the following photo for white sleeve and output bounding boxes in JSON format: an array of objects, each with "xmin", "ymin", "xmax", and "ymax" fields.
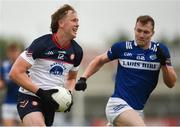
[{"xmin": 20, "ymin": 51, "xmax": 35, "ymax": 65}]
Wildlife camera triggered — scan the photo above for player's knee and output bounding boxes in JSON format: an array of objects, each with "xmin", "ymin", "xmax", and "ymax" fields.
[
  {"xmin": 22, "ymin": 119, "xmax": 45, "ymax": 126},
  {"xmin": 113, "ymin": 112, "xmax": 146, "ymax": 126},
  {"xmin": 113, "ymin": 116, "xmax": 125, "ymax": 126},
  {"xmin": 113, "ymin": 118, "xmax": 145, "ymax": 126},
  {"xmin": 22, "ymin": 112, "xmax": 46, "ymax": 126}
]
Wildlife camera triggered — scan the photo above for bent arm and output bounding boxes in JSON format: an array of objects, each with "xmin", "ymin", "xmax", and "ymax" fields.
[
  {"xmin": 65, "ymin": 70, "xmax": 78, "ymax": 92},
  {"xmin": 9, "ymin": 56, "xmax": 39, "ymax": 93},
  {"xmin": 82, "ymin": 52, "xmax": 111, "ymax": 79},
  {"xmin": 161, "ymin": 65, "xmax": 177, "ymax": 88}
]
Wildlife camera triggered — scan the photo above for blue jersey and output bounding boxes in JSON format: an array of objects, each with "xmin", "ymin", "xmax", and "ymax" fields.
[
  {"xmin": 107, "ymin": 40, "xmax": 171, "ymax": 110},
  {"xmin": 0, "ymin": 60, "xmax": 19, "ymax": 104},
  {"xmin": 19, "ymin": 34, "xmax": 83, "ymax": 95}
]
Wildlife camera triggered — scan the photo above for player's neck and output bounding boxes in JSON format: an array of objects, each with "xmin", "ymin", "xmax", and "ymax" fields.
[{"xmin": 55, "ymin": 33, "xmax": 71, "ymax": 48}]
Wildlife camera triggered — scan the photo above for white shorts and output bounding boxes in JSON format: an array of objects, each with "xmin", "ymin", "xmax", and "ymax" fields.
[
  {"xmin": 2, "ymin": 103, "xmax": 20, "ymax": 121},
  {"xmin": 105, "ymin": 97, "xmax": 144, "ymax": 125}
]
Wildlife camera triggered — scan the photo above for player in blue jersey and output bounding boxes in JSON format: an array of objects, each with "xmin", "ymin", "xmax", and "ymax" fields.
[
  {"xmin": 75, "ymin": 15, "xmax": 177, "ymax": 126},
  {"xmin": 9, "ymin": 4, "xmax": 83, "ymax": 126},
  {"xmin": 0, "ymin": 43, "xmax": 22, "ymax": 126}
]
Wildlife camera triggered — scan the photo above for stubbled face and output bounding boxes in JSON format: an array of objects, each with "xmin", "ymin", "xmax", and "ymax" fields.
[
  {"xmin": 59, "ymin": 10, "xmax": 79, "ymax": 39},
  {"xmin": 134, "ymin": 21, "xmax": 154, "ymax": 49}
]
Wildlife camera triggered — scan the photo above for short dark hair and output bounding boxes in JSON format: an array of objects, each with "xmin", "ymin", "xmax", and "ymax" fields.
[
  {"xmin": 6, "ymin": 43, "xmax": 21, "ymax": 51},
  {"xmin": 50, "ymin": 4, "xmax": 76, "ymax": 33},
  {"xmin": 136, "ymin": 15, "xmax": 155, "ymax": 30}
]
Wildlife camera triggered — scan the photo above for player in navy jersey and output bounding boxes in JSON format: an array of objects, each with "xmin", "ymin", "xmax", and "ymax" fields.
[
  {"xmin": 75, "ymin": 15, "xmax": 177, "ymax": 126},
  {"xmin": 9, "ymin": 4, "xmax": 83, "ymax": 126},
  {"xmin": 0, "ymin": 43, "xmax": 22, "ymax": 126}
]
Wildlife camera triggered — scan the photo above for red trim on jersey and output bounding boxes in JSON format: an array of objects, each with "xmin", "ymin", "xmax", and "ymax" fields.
[{"xmin": 51, "ymin": 34, "xmax": 71, "ymax": 49}]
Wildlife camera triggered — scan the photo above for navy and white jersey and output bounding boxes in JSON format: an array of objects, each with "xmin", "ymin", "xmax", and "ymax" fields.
[
  {"xmin": 0, "ymin": 60, "xmax": 19, "ymax": 104},
  {"xmin": 107, "ymin": 40, "xmax": 171, "ymax": 110},
  {"xmin": 19, "ymin": 34, "xmax": 83, "ymax": 95}
]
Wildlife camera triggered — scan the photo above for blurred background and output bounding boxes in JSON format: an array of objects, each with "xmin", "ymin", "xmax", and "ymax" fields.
[{"xmin": 0, "ymin": 0, "xmax": 179, "ymax": 126}]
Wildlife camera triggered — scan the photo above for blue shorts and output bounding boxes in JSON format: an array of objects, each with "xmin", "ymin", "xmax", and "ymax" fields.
[{"xmin": 17, "ymin": 92, "xmax": 55, "ymax": 126}]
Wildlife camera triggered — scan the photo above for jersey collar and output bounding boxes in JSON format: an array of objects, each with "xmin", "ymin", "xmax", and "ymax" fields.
[{"xmin": 52, "ymin": 34, "xmax": 71, "ymax": 49}]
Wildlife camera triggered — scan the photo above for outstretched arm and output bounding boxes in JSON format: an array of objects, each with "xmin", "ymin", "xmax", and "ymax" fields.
[
  {"xmin": 82, "ymin": 52, "xmax": 111, "ymax": 79},
  {"xmin": 75, "ymin": 52, "xmax": 111, "ymax": 91}
]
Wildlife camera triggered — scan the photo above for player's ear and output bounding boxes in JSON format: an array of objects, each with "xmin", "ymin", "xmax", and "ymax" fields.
[{"xmin": 58, "ymin": 19, "xmax": 64, "ymax": 28}]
